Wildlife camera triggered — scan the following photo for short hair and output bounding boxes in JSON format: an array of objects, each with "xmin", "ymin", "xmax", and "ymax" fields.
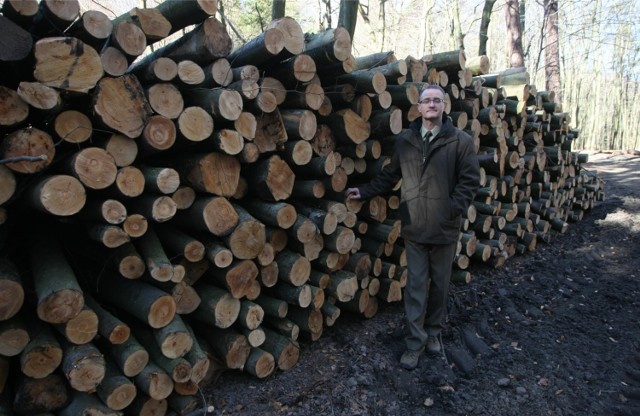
[{"xmin": 419, "ymin": 84, "xmax": 446, "ymax": 98}]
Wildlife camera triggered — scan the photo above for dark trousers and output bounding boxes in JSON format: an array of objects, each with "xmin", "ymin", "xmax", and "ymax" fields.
[{"xmin": 403, "ymin": 239, "xmax": 457, "ymax": 351}]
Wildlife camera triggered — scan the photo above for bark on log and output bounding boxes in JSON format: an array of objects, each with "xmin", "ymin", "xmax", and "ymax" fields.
[
  {"xmin": 90, "ymin": 273, "xmax": 176, "ymax": 329},
  {"xmin": 184, "ymin": 88, "xmax": 243, "ymax": 121},
  {"xmin": 133, "ymin": 224, "xmax": 174, "ymax": 281},
  {"xmin": 153, "ymin": 0, "xmax": 218, "ymax": 36},
  {"xmin": 304, "ymin": 27, "xmax": 351, "ymax": 65},
  {"xmin": 0, "ymin": 14, "xmax": 33, "ymax": 63},
  {"xmin": 239, "ymin": 199, "xmax": 297, "ymax": 230},
  {"xmin": 83, "ymin": 294, "xmax": 130, "ymax": 345},
  {"xmin": 131, "ymin": 17, "xmax": 232, "ymax": 67},
  {"xmin": 30, "ymin": 235, "xmax": 84, "ymax": 324},
  {"xmin": 227, "ymin": 28, "xmax": 285, "ymax": 67}
]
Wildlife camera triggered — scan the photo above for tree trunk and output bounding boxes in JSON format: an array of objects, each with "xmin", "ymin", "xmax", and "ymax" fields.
[
  {"xmin": 505, "ymin": 0, "xmax": 525, "ymax": 68},
  {"xmin": 544, "ymin": 0, "xmax": 561, "ymax": 102}
]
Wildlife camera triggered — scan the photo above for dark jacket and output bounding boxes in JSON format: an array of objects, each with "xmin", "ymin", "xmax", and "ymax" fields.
[{"xmin": 360, "ymin": 116, "xmax": 480, "ymax": 244}]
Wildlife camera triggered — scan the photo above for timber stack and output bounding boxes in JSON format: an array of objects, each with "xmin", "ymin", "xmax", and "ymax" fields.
[{"xmin": 0, "ymin": 0, "xmax": 604, "ymax": 414}]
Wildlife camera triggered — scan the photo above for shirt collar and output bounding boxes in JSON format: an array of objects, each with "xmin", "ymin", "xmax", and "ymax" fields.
[{"xmin": 420, "ymin": 126, "xmax": 441, "ymax": 141}]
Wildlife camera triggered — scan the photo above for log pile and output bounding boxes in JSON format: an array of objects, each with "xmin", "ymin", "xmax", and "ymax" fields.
[{"xmin": 0, "ymin": 0, "xmax": 604, "ymax": 414}]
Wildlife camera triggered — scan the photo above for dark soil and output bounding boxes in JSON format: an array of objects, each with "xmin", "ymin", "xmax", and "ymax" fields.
[{"xmin": 202, "ymin": 151, "xmax": 640, "ymax": 416}]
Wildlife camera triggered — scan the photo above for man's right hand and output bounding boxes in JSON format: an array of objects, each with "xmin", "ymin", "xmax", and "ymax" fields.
[{"xmin": 345, "ymin": 187, "xmax": 361, "ymax": 200}]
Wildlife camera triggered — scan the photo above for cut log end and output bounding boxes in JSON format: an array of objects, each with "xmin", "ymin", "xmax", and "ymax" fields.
[
  {"xmin": 147, "ymin": 295, "xmax": 177, "ymax": 329},
  {"xmin": 0, "ymin": 280, "xmax": 24, "ymax": 320},
  {"xmin": 37, "ymin": 289, "xmax": 84, "ymax": 324}
]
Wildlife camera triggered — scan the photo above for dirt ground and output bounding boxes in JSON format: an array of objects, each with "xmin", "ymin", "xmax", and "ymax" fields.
[{"xmin": 202, "ymin": 151, "xmax": 640, "ymax": 416}]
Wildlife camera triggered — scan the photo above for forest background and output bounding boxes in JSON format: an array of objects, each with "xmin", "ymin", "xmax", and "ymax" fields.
[{"xmin": 85, "ymin": 0, "xmax": 640, "ymax": 151}]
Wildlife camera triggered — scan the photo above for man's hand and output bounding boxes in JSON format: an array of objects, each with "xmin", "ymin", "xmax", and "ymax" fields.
[{"xmin": 345, "ymin": 187, "xmax": 361, "ymax": 200}]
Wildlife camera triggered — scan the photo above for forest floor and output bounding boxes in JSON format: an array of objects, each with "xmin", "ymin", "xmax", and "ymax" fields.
[{"xmin": 201, "ymin": 151, "xmax": 640, "ymax": 416}]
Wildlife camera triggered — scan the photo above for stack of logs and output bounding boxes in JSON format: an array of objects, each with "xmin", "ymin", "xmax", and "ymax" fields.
[{"xmin": 0, "ymin": 0, "xmax": 604, "ymax": 415}]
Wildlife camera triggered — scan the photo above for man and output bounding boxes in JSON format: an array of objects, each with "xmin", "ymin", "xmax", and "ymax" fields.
[{"xmin": 345, "ymin": 84, "xmax": 480, "ymax": 370}]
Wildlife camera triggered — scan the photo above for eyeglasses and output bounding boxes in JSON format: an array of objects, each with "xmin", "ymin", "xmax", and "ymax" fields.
[{"xmin": 419, "ymin": 98, "xmax": 443, "ymax": 104}]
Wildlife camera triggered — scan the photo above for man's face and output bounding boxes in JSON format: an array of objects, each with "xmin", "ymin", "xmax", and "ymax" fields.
[{"xmin": 418, "ymin": 88, "xmax": 445, "ymax": 122}]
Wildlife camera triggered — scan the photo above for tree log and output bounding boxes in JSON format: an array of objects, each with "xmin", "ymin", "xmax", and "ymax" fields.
[
  {"xmin": 33, "ymin": 37, "xmax": 102, "ymax": 94},
  {"xmin": 205, "ymin": 258, "xmax": 258, "ymax": 299},
  {"xmin": 54, "ymin": 303, "xmax": 98, "ymax": 345},
  {"xmin": 93, "ymin": 74, "xmax": 152, "ymax": 139},
  {"xmin": 96, "ymin": 359, "xmax": 137, "ymax": 411},
  {"xmin": 260, "ymin": 327, "xmax": 299, "ymax": 371},
  {"xmin": 103, "ymin": 334, "xmax": 149, "ymax": 378},
  {"xmin": 227, "ymin": 27, "xmax": 285, "ymax": 67},
  {"xmin": 134, "ymin": 361, "xmax": 173, "ymax": 401},
  {"xmin": 90, "ymin": 273, "xmax": 176, "ymax": 329},
  {"xmin": 12, "ymin": 373, "xmax": 68, "ymax": 414},
  {"xmin": 197, "ymin": 325, "xmax": 250, "ymax": 370},
  {"xmin": 192, "ymin": 283, "xmax": 240, "ymax": 328},
  {"xmin": 61, "ymin": 341, "xmax": 105, "ymax": 392}
]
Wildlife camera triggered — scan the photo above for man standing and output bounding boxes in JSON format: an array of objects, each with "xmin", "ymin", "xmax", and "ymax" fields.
[{"xmin": 345, "ymin": 85, "xmax": 480, "ymax": 370}]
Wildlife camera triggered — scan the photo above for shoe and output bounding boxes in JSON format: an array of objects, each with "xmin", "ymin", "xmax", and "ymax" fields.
[
  {"xmin": 400, "ymin": 347, "xmax": 424, "ymax": 370},
  {"xmin": 426, "ymin": 336, "xmax": 441, "ymax": 355}
]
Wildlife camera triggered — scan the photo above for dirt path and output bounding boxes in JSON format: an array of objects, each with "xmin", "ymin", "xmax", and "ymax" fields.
[{"xmin": 205, "ymin": 152, "xmax": 640, "ymax": 416}]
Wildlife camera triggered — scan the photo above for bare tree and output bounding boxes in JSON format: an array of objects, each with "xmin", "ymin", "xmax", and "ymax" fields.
[
  {"xmin": 272, "ymin": 0, "xmax": 286, "ymax": 20},
  {"xmin": 544, "ymin": 0, "xmax": 561, "ymax": 102},
  {"xmin": 479, "ymin": 0, "xmax": 496, "ymax": 56},
  {"xmin": 319, "ymin": 0, "xmax": 332, "ymax": 29},
  {"xmin": 452, "ymin": 0, "xmax": 465, "ymax": 50},
  {"xmin": 338, "ymin": 0, "xmax": 359, "ymax": 41},
  {"xmin": 505, "ymin": 0, "xmax": 525, "ymax": 67}
]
